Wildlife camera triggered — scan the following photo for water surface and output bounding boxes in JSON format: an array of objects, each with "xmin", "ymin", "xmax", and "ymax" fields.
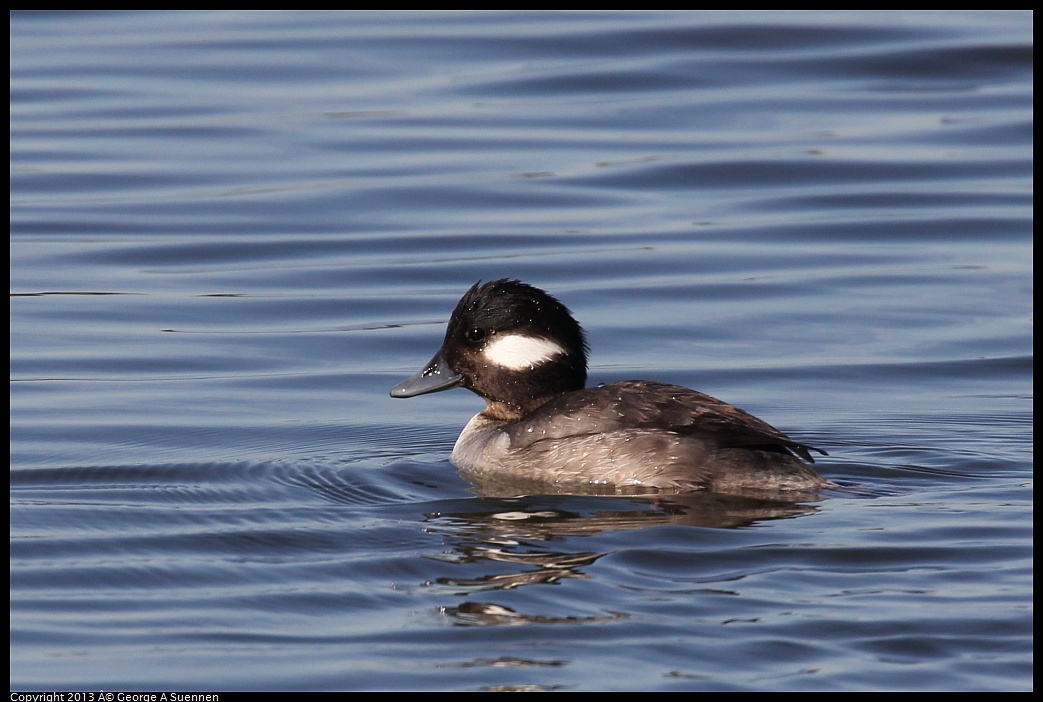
[{"xmin": 10, "ymin": 10, "xmax": 1033, "ymax": 691}]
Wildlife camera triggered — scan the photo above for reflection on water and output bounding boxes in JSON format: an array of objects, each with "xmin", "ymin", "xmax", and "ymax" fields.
[
  {"xmin": 444, "ymin": 601, "xmax": 626, "ymax": 628},
  {"xmin": 423, "ymin": 494, "xmax": 820, "ymax": 601},
  {"xmin": 429, "ymin": 492, "xmax": 822, "ymax": 539}
]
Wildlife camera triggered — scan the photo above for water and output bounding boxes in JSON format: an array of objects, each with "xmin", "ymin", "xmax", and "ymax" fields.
[{"xmin": 10, "ymin": 10, "xmax": 1032, "ymax": 691}]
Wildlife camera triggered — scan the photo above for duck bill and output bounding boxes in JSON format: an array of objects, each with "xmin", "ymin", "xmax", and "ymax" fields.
[{"xmin": 390, "ymin": 350, "xmax": 464, "ymax": 398}]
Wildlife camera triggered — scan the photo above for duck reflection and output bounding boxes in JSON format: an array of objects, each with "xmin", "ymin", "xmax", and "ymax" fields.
[{"xmin": 424, "ymin": 490, "xmax": 824, "ymax": 626}]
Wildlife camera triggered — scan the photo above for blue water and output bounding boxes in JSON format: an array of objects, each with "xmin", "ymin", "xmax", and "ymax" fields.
[{"xmin": 10, "ymin": 10, "xmax": 1032, "ymax": 691}]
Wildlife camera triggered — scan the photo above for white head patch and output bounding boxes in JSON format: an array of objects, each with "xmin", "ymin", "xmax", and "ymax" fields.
[{"xmin": 482, "ymin": 334, "xmax": 566, "ymax": 370}]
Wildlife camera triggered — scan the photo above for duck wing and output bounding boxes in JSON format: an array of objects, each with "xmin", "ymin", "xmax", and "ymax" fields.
[{"xmin": 508, "ymin": 380, "xmax": 825, "ymax": 462}]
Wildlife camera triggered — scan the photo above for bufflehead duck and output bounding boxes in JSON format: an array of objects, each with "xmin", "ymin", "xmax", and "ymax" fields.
[{"xmin": 391, "ymin": 279, "xmax": 830, "ymax": 494}]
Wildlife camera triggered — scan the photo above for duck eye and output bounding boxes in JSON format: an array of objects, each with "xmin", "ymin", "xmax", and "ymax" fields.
[{"xmin": 466, "ymin": 327, "xmax": 487, "ymax": 343}]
